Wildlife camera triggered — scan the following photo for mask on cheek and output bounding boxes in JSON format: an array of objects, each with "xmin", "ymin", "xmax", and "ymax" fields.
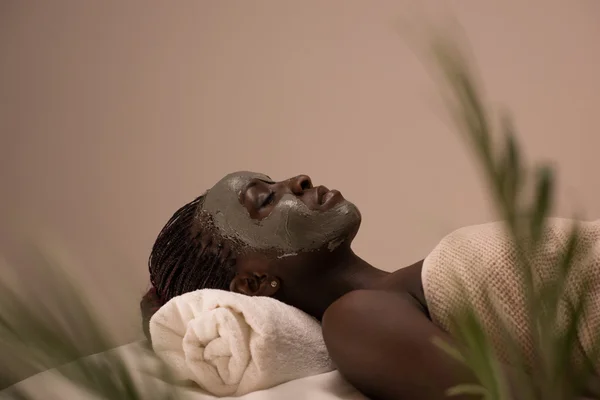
[{"xmin": 202, "ymin": 171, "xmax": 361, "ymax": 253}]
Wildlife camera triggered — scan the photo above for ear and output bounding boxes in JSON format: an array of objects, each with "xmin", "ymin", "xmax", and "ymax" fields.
[{"xmin": 229, "ymin": 272, "xmax": 281, "ymax": 297}]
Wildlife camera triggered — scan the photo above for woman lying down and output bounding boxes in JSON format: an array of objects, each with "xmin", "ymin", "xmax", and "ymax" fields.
[{"xmin": 141, "ymin": 171, "xmax": 600, "ymax": 400}]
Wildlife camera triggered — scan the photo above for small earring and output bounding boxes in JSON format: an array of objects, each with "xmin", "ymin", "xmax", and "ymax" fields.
[{"xmin": 270, "ymin": 281, "xmax": 278, "ymax": 288}]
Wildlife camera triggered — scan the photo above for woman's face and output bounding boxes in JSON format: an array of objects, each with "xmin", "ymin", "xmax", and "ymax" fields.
[{"xmin": 202, "ymin": 171, "xmax": 361, "ymax": 255}]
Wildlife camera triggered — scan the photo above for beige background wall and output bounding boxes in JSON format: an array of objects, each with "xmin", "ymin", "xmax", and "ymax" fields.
[{"xmin": 1, "ymin": 0, "xmax": 599, "ymax": 387}]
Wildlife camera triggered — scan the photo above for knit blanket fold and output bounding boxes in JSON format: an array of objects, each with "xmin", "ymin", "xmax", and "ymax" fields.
[{"xmin": 422, "ymin": 218, "xmax": 600, "ymax": 370}]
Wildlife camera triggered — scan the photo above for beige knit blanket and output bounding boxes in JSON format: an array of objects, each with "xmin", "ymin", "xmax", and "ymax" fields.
[{"xmin": 422, "ymin": 218, "xmax": 600, "ymax": 371}]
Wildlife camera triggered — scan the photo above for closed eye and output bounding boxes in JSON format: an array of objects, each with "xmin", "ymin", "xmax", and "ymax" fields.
[{"xmin": 260, "ymin": 192, "xmax": 275, "ymax": 208}]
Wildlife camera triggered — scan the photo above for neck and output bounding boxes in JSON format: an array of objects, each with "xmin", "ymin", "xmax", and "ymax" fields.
[{"xmin": 283, "ymin": 249, "xmax": 389, "ymax": 320}]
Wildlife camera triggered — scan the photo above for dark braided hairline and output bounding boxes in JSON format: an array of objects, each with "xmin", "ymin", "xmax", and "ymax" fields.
[{"xmin": 148, "ymin": 194, "xmax": 239, "ymax": 302}]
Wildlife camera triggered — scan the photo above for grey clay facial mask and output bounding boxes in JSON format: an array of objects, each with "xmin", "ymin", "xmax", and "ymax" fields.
[{"xmin": 202, "ymin": 171, "xmax": 360, "ymax": 253}]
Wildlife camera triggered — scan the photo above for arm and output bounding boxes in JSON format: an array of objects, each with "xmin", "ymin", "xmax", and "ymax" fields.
[
  {"xmin": 321, "ymin": 289, "xmax": 481, "ymax": 400},
  {"xmin": 322, "ymin": 289, "xmax": 600, "ymax": 400}
]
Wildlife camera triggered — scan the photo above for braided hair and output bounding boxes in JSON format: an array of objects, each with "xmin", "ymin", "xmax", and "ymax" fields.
[{"xmin": 140, "ymin": 194, "xmax": 239, "ymax": 341}]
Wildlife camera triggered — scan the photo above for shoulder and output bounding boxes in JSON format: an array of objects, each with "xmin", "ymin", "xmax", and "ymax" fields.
[
  {"xmin": 321, "ymin": 289, "xmax": 428, "ymax": 363},
  {"xmin": 323, "ymin": 289, "xmax": 421, "ymax": 330},
  {"xmin": 321, "ymin": 290, "xmax": 456, "ymax": 399},
  {"xmin": 321, "ymin": 290, "xmax": 421, "ymax": 397}
]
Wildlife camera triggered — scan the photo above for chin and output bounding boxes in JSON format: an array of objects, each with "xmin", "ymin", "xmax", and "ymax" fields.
[
  {"xmin": 345, "ymin": 214, "xmax": 362, "ymax": 245},
  {"xmin": 328, "ymin": 202, "xmax": 362, "ymax": 251},
  {"xmin": 340, "ymin": 200, "xmax": 362, "ymax": 226}
]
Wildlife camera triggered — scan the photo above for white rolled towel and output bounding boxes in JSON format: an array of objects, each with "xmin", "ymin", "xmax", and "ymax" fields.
[{"xmin": 149, "ymin": 289, "xmax": 334, "ymax": 397}]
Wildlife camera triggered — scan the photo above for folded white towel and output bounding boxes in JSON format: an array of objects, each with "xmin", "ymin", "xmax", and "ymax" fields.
[{"xmin": 149, "ymin": 289, "xmax": 334, "ymax": 397}]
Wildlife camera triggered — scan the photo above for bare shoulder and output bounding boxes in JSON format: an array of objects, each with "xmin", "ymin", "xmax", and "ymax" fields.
[
  {"xmin": 322, "ymin": 260, "xmax": 428, "ymax": 332},
  {"xmin": 322, "ymin": 289, "xmax": 465, "ymax": 399},
  {"xmin": 321, "ymin": 289, "xmax": 444, "ymax": 399},
  {"xmin": 322, "ymin": 289, "xmax": 425, "ymax": 346},
  {"xmin": 324, "ymin": 289, "xmax": 419, "ymax": 322}
]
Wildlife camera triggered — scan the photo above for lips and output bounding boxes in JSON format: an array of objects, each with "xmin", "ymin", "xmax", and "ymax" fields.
[
  {"xmin": 322, "ymin": 190, "xmax": 342, "ymax": 206},
  {"xmin": 321, "ymin": 190, "xmax": 336, "ymax": 204},
  {"xmin": 316, "ymin": 186, "xmax": 330, "ymax": 205},
  {"xmin": 315, "ymin": 185, "xmax": 342, "ymax": 208}
]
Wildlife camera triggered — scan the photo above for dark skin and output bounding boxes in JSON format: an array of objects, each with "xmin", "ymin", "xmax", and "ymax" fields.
[
  {"xmin": 234, "ymin": 254, "xmax": 476, "ymax": 399},
  {"xmin": 226, "ymin": 174, "xmax": 598, "ymax": 400}
]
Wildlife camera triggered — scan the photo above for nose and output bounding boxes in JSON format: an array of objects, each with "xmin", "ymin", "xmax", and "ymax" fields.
[{"xmin": 288, "ymin": 175, "xmax": 313, "ymax": 195}]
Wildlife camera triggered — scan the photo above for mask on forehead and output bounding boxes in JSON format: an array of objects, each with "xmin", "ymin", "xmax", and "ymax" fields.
[{"xmin": 202, "ymin": 171, "xmax": 360, "ymax": 253}]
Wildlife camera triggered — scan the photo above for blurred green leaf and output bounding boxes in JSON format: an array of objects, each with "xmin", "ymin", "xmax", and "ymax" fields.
[
  {"xmin": 428, "ymin": 31, "xmax": 598, "ymax": 400},
  {"xmin": 0, "ymin": 245, "xmax": 179, "ymax": 400},
  {"xmin": 447, "ymin": 384, "xmax": 488, "ymax": 397}
]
